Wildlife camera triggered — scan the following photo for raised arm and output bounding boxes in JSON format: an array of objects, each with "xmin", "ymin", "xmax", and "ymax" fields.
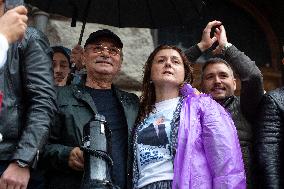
[
  {"xmin": 184, "ymin": 20, "xmax": 221, "ymax": 62},
  {"xmin": 214, "ymin": 25, "xmax": 263, "ymax": 121}
]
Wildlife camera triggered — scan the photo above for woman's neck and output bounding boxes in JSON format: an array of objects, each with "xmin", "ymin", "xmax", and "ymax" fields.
[{"xmin": 155, "ymin": 85, "xmax": 179, "ymax": 103}]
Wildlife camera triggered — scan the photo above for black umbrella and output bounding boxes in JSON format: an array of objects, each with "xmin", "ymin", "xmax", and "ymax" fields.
[{"xmin": 25, "ymin": 0, "xmax": 207, "ymax": 44}]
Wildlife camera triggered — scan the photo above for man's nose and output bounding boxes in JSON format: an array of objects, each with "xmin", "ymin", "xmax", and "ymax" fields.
[
  {"xmin": 101, "ymin": 48, "xmax": 110, "ymax": 57},
  {"xmin": 54, "ymin": 65, "xmax": 61, "ymax": 73},
  {"xmin": 214, "ymin": 76, "xmax": 221, "ymax": 83}
]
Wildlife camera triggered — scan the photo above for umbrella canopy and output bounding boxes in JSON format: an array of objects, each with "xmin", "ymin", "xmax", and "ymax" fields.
[{"xmin": 25, "ymin": 0, "xmax": 207, "ymax": 29}]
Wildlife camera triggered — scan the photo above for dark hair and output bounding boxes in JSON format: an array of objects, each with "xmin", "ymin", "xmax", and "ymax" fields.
[
  {"xmin": 137, "ymin": 45, "xmax": 193, "ymax": 123},
  {"xmin": 201, "ymin": 58, "xmax": 234, "ymax": 78},
  {"xmin": 52, "ymin": 46, "xmax": 71, "ymax": 68}
]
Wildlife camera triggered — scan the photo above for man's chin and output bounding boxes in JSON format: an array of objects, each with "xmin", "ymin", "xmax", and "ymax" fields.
[
  {"xmin": 211, "ymin": 94, "xmax": 226, "ymax": 101},
  {"xmin": 55, "ymin": 78, "xmax": 64, "ymax": 83},
  {"xmin": 94, "ymin": 67, "xmax": 118, "ymax": 75}
]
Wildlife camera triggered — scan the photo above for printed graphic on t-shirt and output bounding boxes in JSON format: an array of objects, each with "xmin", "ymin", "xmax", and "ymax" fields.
[{"xmin": 137, "ymin": 115, "xmax": 171, "ymax": 167}]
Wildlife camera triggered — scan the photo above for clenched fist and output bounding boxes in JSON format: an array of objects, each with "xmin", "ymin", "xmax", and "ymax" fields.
[
  {"xmin": 0, "ymin": 5, "xmax": 28, "ymax": 44},
  {"xmin": 0, "ymin": 162, "xmax": 30, "ymax": 189},
  {"xmin": 68, "ymin": 147, "xmax": 84, "ymax": 171}
]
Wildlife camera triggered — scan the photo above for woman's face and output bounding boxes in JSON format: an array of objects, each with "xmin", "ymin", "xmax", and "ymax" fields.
[{"xmin": 150, "ymin": 49, "xmax": 185, "ymax": 88}]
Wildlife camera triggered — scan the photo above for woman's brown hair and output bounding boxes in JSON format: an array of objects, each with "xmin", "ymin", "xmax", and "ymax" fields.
[{"xmin": 137, "ymin": 45, "xmax": 193, "ymax": 123}]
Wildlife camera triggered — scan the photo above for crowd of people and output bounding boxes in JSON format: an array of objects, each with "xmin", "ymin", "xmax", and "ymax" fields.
[{"xmin": 0, "ymin": 1, "xmax": 283, "ymax": 189}]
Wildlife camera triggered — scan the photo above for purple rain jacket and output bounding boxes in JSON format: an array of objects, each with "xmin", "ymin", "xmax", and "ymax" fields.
[{"xmin": 172, "ymin": 84, "xmax": 246, "ymax": 189}]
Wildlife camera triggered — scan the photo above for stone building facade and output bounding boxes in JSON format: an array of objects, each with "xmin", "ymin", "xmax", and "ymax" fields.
[{"xmin": 28, "ymin": 0, "xmax": 284, "ymax": 94}]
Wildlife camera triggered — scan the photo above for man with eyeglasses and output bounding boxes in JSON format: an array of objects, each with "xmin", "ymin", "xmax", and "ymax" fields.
[{"xmin": 42, "ymin": 29, "xmax": 139, "ymax": 189}]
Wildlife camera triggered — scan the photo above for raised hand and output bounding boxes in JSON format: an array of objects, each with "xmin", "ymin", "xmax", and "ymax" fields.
[
  {"xmin": 197, "ymin": 20, "xmax": 222, "ymax": 52},
  {"xmin": 0, "ymin": 5, "xmax": 28, "ymax": 44},
  {"xmin": 212, "ymin": 25, "xmax": 229, "ymax": 55}
]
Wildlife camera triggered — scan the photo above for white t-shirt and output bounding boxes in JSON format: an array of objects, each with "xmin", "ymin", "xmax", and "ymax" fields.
[
  {"xmin": 0, "ymin": 33, "xmax": 9, "ymax": 68},
  {"xmin": 136, "ymin": 97, "xmax": 180, "ymax": 188}
]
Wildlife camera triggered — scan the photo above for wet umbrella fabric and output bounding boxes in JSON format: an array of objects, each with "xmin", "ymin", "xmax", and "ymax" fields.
[{"xmin": 25, "ymin": 0, "xmax": 206, "ymax": 29}]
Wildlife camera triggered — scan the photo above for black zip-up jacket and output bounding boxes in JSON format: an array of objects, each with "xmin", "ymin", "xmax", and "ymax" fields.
[
  {"xmin": 42, "ymin": 84, "xmax": 139, "ymax": 189},
  {"xmin": 255, "ymin": 87, "xmax": 284, "ymax": 188},
  {"xmin": 0, "ymin": 27, "xmax": 56, "ymax": 167}
]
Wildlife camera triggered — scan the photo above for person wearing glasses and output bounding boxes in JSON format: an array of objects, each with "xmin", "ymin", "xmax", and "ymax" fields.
[{"xmin": 42, "ymin": 29, "xmax": 139, "ymax": 189}]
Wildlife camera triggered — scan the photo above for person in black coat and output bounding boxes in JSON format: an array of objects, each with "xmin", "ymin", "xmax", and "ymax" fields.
[{"xmin": 255, "ymin": 87, "xmax": 284, "ymax": 188}]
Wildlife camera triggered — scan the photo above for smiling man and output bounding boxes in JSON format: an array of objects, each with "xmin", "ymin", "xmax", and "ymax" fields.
[
  {"xmin": 201, "ymin": 58, "xmax": 236, "ymax": 102},
  {"xmin": 42, "ymin": 29, "xmax": 139, "ymax": 189},
  {"xmin": 185, "ymin": 21, "xmax": 264, "ymax": 188}
]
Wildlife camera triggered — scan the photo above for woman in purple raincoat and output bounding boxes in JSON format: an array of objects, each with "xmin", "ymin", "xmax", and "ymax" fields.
[{"xmin": 131, "ymin": 45, "xmax": 246, "ymax": 189}]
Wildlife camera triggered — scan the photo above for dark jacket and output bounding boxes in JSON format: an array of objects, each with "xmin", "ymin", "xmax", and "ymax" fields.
[
  {"xmin": 42, "ymin": 84, "xmax": 139, "ymax": 189},
  {"xmin": 185, "ymin": 45, "xmax": 263, "ymax": 188},
  {"xmin": 0, "ymin": 27, "xmax": 56, "ymax": 167},
  {"xmin": 255, "ymin": 87, "xmax": 284, "ymax": 188}
]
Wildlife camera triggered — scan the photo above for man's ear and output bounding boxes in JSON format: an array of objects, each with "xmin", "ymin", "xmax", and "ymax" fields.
[
  {"xmin": 82, "ymin": 51, "xmax": 87, "ymax": 66},
  {"xmin": 233, "ymin": 78, "xmax": 237, "ymax": 91},
  {"xmin": 117, "ymin": 60, "xmax": 122, "ymax": 72},
  {"xmin": 80, "ymin": 54, "xmax": 85, "ymax": 66},
  {"xmin": 81, "ymin": 58, "xmax": 86, "ymax": 66}
]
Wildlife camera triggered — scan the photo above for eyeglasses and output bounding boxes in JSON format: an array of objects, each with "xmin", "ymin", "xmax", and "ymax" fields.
[{"xmin": 86, "ymin": 45, "xmax": 121, "ymax": 56}]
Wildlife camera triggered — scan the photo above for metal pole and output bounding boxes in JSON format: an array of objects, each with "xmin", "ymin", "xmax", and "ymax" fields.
[{"xmin": 78, "ymin": 0, "xmax": 92, "ymax": 45}]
